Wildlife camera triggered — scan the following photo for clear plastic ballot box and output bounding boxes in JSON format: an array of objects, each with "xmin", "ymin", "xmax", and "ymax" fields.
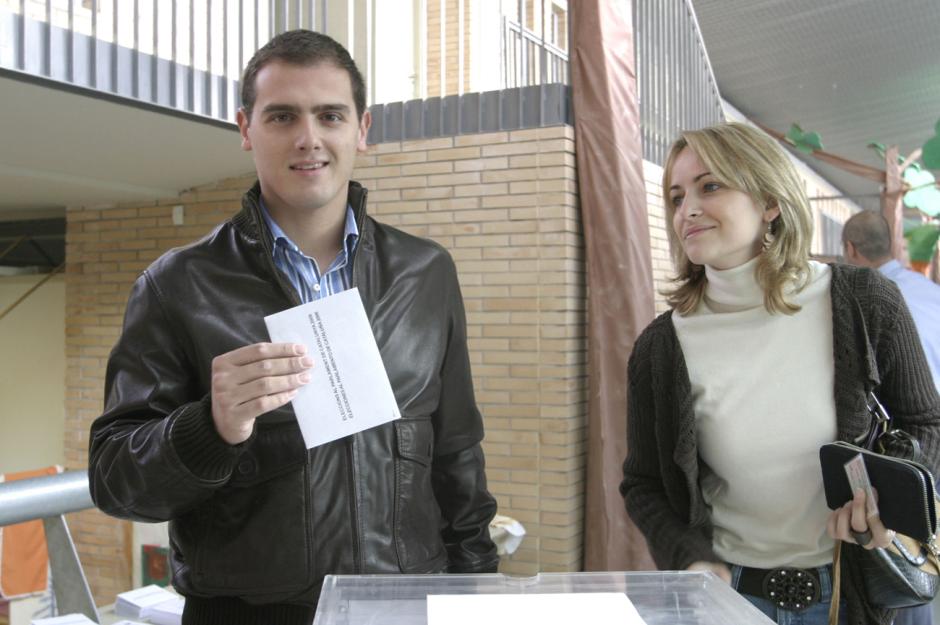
[{"xmin": 312, "ymin": 571, "xmax": 774, "ymax": 625}]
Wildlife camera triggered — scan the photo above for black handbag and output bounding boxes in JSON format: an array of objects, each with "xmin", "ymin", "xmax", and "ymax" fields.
[{"xmin": 821, "ymin": 391, "xmax": 940, "ymax": 610}]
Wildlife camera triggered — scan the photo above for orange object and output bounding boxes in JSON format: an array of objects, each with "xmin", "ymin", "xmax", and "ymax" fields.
[
  {"xmin": 0, "ymin": 466, "xmax": 60, "ymax": 598},
  {"xmin": 910, "ymin": 260, "xmax": 930, "ymax": 276}
]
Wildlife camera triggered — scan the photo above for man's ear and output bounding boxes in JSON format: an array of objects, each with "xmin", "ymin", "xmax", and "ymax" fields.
[
  {"xmin": 356, "ymin": 110, "xmax": 372, "ymax": 152},
  {"xmin": 843, "ymin": 240, "xmax": 857, "ymax": 262},
  {"xmin": 236, "ymin": 108, "xmax": 252, "ymax": 152}
]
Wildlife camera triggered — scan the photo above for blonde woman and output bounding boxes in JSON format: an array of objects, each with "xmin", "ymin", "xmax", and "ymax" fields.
[{"xmin": 620, "ymin": 122, "xmax": 940, "ymax": 625}]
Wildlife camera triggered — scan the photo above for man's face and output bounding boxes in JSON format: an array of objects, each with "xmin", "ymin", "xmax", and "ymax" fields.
[{"xmin": 237, "ymin": 61, "xmax": 370, "ymax": 220}]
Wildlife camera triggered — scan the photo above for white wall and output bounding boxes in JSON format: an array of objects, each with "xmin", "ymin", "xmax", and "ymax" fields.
[{"xmin": 0, "ymin": 274, "xmax": 65, "ymax": 475}]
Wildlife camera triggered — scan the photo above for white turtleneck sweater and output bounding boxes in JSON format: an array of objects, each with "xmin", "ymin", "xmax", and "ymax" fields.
[{"xmin": 672, "ymin": 258, "xmax": 836, "ymax": 568}]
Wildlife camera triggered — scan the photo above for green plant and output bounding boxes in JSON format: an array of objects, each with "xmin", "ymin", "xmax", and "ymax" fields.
[
  {"xmin": 922, "ymin": 119, "xmax": 940, "ymax": 170},
  {"xmin": 905, "ymin": 223, "xmax": 940, "ymax": 264},
  {"xmin": 785, "ymin": 123, "xmax": 824, "ymax": 154}
]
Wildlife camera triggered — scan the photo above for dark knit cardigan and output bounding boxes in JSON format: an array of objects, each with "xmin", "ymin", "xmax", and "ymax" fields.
[{"xmin": 621, "ymin": 263, "xmax": 940, "ymax": 625}]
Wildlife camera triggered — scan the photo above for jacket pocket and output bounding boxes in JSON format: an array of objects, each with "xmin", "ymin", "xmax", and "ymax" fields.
[
  {"xmin": 394, "ymin": 419, "xmax": 446, "ymax": 571},
  {"xmin": 191, "ymin": 424, "xmax": 313, "ymax": 595}
]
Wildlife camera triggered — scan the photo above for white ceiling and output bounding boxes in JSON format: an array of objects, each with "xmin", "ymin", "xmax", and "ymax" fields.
[
  {"xmin": 0, "ymin": 72, "xmax": 251, "ymax": 216},
  {"xmin": 690, "ymin": 0, "xmax": 940, "ymax": 211}
]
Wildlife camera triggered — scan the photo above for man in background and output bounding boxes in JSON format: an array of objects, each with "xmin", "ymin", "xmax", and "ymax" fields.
[{"xmin": 843, "ymin": 210, "xmax": 940, "ymax": 394}]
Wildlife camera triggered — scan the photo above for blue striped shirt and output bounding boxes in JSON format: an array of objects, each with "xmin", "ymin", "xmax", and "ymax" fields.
[{"xmin": 260, "ymin": 200, "xmax": 359, "ymax": 303}]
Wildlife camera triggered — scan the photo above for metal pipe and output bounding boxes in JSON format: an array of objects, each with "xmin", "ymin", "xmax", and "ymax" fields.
[
  {"xmin": 18, "ymin": 0, "xmax": 25, "ymax": 71},
  {"xmin": 133, "ymin": 0, "xmax": 139, "ymax": 98},
  {"xmin": 44, "ymin": 0, "xmax": 51, "ymax": 76},
  {"xmin": 238, "ymin": 0, "xmax": 244, "ymax": 83},
  {"xmin": 68, "ymin": 0, "xmax": 74, "ymax": 81},
  {"xmin": 0, "ymin": 471, "xmax": 93, "ymax": 527},
  {"xmin": 171, "ymin": 0, "xmax": 178, "ymax": 106},
  {"xmin": 152, "ymin": 0, "xmax": 159, "ymax": 102},
  {"xmin": 206, "ymin": 0, "xmax": 213, "ymax": 116},
  {"xmin": 189, "ymin": 0, "xmax": 195, "ymax": 111},
  {"xmin": 91, "ymin": 0, "xmax": 97, "ymax": 88},
  {"xmin": 112, "ymin": 0, "xmax": 119, "ymax": 91}
]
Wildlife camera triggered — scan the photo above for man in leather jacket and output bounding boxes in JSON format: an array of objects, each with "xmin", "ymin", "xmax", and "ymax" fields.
[{"xmin": 88, "ymin": 30, "xmax": 499, "ymax": 625}]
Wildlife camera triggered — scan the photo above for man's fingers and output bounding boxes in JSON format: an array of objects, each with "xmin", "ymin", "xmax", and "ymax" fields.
[
  {"xmin": 217, "ymin": 371, "xmax": 310, "ymax": 410},
  {"xmin": 241, "ymin": 371, "xmax": 311, "ymax": 402},
  {"xmin": 217, "ymin": 342, "xmax": 307, "ymax": 367},
  {"xmin": 236, "ymin": 388, "xmax": 299, "ymax": 419},
  {"xmin": 220, "ymin": 354, "xmax": 314, "ymax": 387}
]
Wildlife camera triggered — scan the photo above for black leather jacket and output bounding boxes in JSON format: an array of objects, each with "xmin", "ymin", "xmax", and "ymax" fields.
[{"xmin": 88, "ymin": 182, "xmax": 499, "ymax": 607}]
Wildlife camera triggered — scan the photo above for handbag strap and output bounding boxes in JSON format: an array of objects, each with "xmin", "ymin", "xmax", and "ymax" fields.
[
  {"xmin": 862, "ymin": 391, "xmax": 891, "ymax": 451},
  {"xmin": 829, "ymin": 540, "xmax": 842, "ymax": 625}
]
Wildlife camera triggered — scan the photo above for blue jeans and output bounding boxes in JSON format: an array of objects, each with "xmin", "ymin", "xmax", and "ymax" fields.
[{"xmin": 730, "ymin": 564, "xmax": 848, "ymax": 625}]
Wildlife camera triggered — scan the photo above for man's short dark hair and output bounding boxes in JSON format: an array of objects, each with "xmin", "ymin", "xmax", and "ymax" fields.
[
  {"xmin": 240, "ymin": 29, "xmax": 366, "ymax": 121},
  {"xmin": 842, "ymin": 210, "xmax": 892, "ymax": 260}
]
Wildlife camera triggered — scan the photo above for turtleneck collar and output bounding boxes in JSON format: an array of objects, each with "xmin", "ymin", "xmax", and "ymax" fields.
[{"xmin": 703, "ymin": 256, "xmax": 763, "ymax": 312}]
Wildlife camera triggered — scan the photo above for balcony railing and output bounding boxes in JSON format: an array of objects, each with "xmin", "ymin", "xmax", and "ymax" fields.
[
  {"xmin": 501, "ymin": 15, "xmax": 567, "ymax": 90},
  {"xmin": 0, "ymin": 0, "xmax": 327, "ymax": 123},
  {"xmin": 634, "ymin": 0, "xmax": 724, "ymax": 165}
]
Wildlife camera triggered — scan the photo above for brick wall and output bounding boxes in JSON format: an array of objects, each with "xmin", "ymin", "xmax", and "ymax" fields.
[
  {"xmin": 64, "ymin": 125, "xmax": 583, "ymax": 601},
  {"xmin": 355, "ymin": 127, "xmax": 584, "ymax": 575}
]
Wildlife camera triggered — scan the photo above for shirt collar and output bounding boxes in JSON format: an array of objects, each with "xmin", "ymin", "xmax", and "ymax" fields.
[
  {"xmin": 877, "ymin": 258, "xmax": 903, "ymax": 279},
  {"xmin": 259, "ymin": 198, "xmax": 359, "ymax": 261}
]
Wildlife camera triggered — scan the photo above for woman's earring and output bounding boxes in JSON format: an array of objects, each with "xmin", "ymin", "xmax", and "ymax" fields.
[{"xmin": 762, "ymin": 221, "xmax": 776, "ymax": 251}]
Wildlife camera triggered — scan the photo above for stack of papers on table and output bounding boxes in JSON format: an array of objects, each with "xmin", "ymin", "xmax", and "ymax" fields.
[
  {"xmin": 115, "ymin": 584, "xmax": 183, "ymax": 624},
  {"xmin": 139, "ymin": 596, "xmax": 184, "ymax": 625}
]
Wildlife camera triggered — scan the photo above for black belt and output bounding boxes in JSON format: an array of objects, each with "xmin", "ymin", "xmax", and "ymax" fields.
[{"xmin": 736, "ymin": 565, "xmax": 827, "ymax": 612}]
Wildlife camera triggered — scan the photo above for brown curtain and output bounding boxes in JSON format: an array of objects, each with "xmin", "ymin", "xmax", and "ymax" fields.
[{"xmin": 570, "ymin": 1, "xmax": 656, "ymax": 571}]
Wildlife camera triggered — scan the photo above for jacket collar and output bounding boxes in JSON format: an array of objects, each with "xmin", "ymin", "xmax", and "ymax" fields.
[{"xmin": 232, "ymin": 180, "xmax": 371, "ymax": 247}]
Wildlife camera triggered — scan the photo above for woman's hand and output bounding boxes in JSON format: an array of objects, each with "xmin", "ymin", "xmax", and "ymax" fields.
[
  {"xmin": 826, "ymin": 487, "xmax": 896, "ymax": 549},
  {"xmin": 686, "ymin": 561, "xmax": 732, "ymax": 583}
]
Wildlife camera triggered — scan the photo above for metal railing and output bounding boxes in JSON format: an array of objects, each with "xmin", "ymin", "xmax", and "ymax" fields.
[
  {"xmin": 634, "ymin": 0, "xmax": 724, "ymax": 165},
  {"xmin": 0, "ymin": 470, "xmax": 97, "ymax": 621},
  {"xmin": 0, "ymin": 0, "xmax": 327, "ymax": 123},
  {"xmin": 501, "ymin": 15, "xmax": 568, "ymax": 89}
]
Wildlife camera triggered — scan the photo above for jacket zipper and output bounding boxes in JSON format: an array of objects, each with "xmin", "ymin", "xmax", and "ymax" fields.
[
  {"xmin": 346, "ymin": 187, "xmax": 367, "ymax": 573},
  {"xmin": 346, "ymin": 437, "xmax": 363, "ymax": 572}
]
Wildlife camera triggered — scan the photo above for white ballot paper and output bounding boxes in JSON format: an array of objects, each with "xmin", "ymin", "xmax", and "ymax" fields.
[
  {"xmin": 426, "ymin": 592, "xmax": 646, "ymax": 625},
  {"xmin": 264, "ymin": 288, "xmax": 401, "ymax": 448}
]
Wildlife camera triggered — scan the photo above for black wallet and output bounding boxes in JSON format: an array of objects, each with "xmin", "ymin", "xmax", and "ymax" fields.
[{"xmin": 819, "ymin": 441, "xmax": 937, "ymax": 542}]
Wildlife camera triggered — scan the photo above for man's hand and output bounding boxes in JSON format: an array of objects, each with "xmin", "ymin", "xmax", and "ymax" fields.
[{"xmin": 211, "ymin": 342, "xmax": 313, "ymax": 444}]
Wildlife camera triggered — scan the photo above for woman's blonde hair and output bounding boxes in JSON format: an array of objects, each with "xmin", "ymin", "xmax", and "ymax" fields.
[{"xmin": 662, "ymin": 122, "xmax": 813, "ymax": 315}]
